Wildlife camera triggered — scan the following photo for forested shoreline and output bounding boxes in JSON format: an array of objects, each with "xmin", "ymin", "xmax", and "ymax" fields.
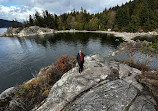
[{"xmin": 21, "ymin": 0, "xmax": 158, "ymax": 32}]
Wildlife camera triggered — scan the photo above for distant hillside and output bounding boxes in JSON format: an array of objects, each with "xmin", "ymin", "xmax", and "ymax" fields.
[{"xmin": 0, "ymin": 19, "xmax": 22, "ymax": 28}]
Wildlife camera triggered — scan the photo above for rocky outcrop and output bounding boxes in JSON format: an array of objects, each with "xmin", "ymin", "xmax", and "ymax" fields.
[
  {"xmin": 0, "ymin": 55, "xmax": 156, "ymax": 111},
  {"xmin": 0, "ymin": 87, "xmax": 18, "ymax": 111},
  {"xmin": 0, "ymin": 87, "xmax": 15, "ymax": 100},
  {"xmin": 1, "ymin": 26, "xmax": 54, "ymax": 37},
  {"xmin": 34, "ymin": 55, "xmax": 156, "ymax": 111},
  {"xmin": 63, "ymin": 80, "xmax": 156, "ymax": 111}
]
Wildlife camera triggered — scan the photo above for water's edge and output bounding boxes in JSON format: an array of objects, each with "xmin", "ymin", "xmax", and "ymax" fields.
[{"xmin": 1, "ymin": 29, "xmax": 158, "ymax": 42}]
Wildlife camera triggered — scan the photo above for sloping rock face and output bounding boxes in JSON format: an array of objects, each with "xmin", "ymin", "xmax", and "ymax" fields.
[
  {"xmin": 35, "ymin": 56, "xmax": 110, "ymax": 111},
  {"xmin": 0, "ymin": 87, "xmax": 15, "ymax": 100},
  {"xmin": 0, "ymin": 87, "xmax": 22, "ymax": 111},
  {"xmin": 63, "ymin": 80, "xmax": 155, "ymax": 111},
  {"xmin": 35, "ymin": 55, "xmax": 156, "ymax": 111}
]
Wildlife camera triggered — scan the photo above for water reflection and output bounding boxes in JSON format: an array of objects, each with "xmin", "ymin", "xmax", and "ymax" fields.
[{"xmin": 22, "ymin": 33, "xmax": 123, "ymax": 49}]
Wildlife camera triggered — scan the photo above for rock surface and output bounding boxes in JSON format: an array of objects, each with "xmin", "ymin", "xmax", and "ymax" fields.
[
  {"xmin": 2, "ymin": 26, "xmax": 54, "ymax": 37},
  {"xmin": 34, "ymin": 55, "xmax": 156, "ymax": 111},
  {"xmin": 63, "ymin": 80, "xmax": 155, "ymax": 111},
  {"xmin": 0, "ymin": 87, "xmax": 18, "ymax": 111},
  {"xmin": 35, "ymin": 55, "xmax": 110, "ymax": 111},
  {"xmin": 0, "ymin": 87, "xmax": 15, "ymax": 99},
  {"xmin": 139, "ymin": 70, "xmax": 158, "ymax": 109}
]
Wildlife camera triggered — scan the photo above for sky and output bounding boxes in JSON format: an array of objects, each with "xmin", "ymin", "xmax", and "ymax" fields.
[{"xmin": 0, "ymin": 0, "xmax": 132, "ymax": 21}]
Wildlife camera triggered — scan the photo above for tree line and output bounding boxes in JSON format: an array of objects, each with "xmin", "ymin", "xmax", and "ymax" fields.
[{"xmin": 23, "ymin": 0, "xmax": 158, "ymax": 32}]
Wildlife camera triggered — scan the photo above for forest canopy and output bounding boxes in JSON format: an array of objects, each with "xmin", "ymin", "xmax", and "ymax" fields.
[{"xmin": 24, "ymin": 0, "xmax": 158, "ymax": 32}]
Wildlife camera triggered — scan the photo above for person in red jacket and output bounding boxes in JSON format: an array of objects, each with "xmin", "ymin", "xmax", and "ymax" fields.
[{"xmin": 76, "ymin": 50, "xmax": 86, "ymax": 75}]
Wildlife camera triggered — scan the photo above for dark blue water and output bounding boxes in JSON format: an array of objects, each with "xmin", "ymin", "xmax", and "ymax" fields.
[{"xmin": 0, "ymin": 32, "xmax": 123, "ymax": 93}]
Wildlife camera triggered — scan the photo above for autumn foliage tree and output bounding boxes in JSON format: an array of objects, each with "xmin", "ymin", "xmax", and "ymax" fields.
[
  {"xmin": 118, "ymin": 40, "xmax": 158, "ymax": 67},
  {"xmin": 141, "ymin": 41, "xmax": 158, "ymax": 66},
  {"xmin": 11, "ymin": 56, "xmax": 76, "ymax": 111},
  {"xmin": 55, "ymin": 56, "xmax": 76, "ymax": 73}
]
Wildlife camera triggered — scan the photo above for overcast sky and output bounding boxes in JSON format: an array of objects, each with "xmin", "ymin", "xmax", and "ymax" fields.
[{"xmin": 0, "ymin": 0, "xmax": 131, "ymax": 21}]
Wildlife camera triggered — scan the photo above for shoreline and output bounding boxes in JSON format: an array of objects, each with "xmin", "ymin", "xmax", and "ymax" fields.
[
  {"xmin": 55, "ymin": 30, "xmax": 158, "ymax": 41},
  {"xmin": 0, "ymin": 29, "xmax": 158, "ymax": 42}
]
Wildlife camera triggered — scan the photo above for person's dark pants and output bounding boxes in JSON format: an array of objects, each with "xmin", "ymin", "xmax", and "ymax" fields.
[{"xmin": 78, "ymin": 62, "xmax": 84, "ymax": 73}]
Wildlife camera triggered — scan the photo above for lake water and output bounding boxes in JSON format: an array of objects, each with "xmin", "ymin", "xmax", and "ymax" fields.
[{"xmin": 0, "ymin": 32, "xmax": 123, "ymax": 93}]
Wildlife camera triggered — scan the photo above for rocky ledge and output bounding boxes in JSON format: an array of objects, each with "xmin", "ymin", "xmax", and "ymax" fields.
[
  {"xmin": 32, "ymin": 55, "xmax": 156, "ymax": 111},
  {"xmin": 0, "ymin": 26, "xmax": 54, "ymax": 37}
]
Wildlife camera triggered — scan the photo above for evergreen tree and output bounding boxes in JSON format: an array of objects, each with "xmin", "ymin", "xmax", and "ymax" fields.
[
  {"xmin": 25, "ymin": 0, "xmax": 158, "ymax": 32},
  {"xmin": 107, "ymin": 11, "xmax": 116, "ymax": 29},
  {"xmin": 127, "ymin": 15, "xmax": 140, "ymax": 32},
  {"xmin": 115, "ymin": 8, "xmax": 130, "ymax": 30},
  {"xmin": 12, "ymin": 18, "xmax": 19, "ymax": 28},
  {"xmin": 34, "ymin": 11, "xmax": 43, "ymax": 27},
  {"xmin": 29, "ymin": 15, "xmax": 34, "ymax": 26},
  {"xmin": 88, "ymin": 17, "xmax": 99, "ymax": 31},
  {"xmin": 54, "ymin": 14, "xmax": 59, "ymax": 29}
]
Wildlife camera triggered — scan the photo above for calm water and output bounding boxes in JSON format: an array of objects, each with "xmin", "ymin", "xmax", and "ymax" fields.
[{"xmin": 0, "ymin": 32, "xmax": 123, "ymax": 93}]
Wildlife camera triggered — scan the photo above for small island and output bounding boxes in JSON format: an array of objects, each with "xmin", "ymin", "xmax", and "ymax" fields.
[{"xmin": 0, "ymin": 26, "xmax": 55, "ymax": 37}]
